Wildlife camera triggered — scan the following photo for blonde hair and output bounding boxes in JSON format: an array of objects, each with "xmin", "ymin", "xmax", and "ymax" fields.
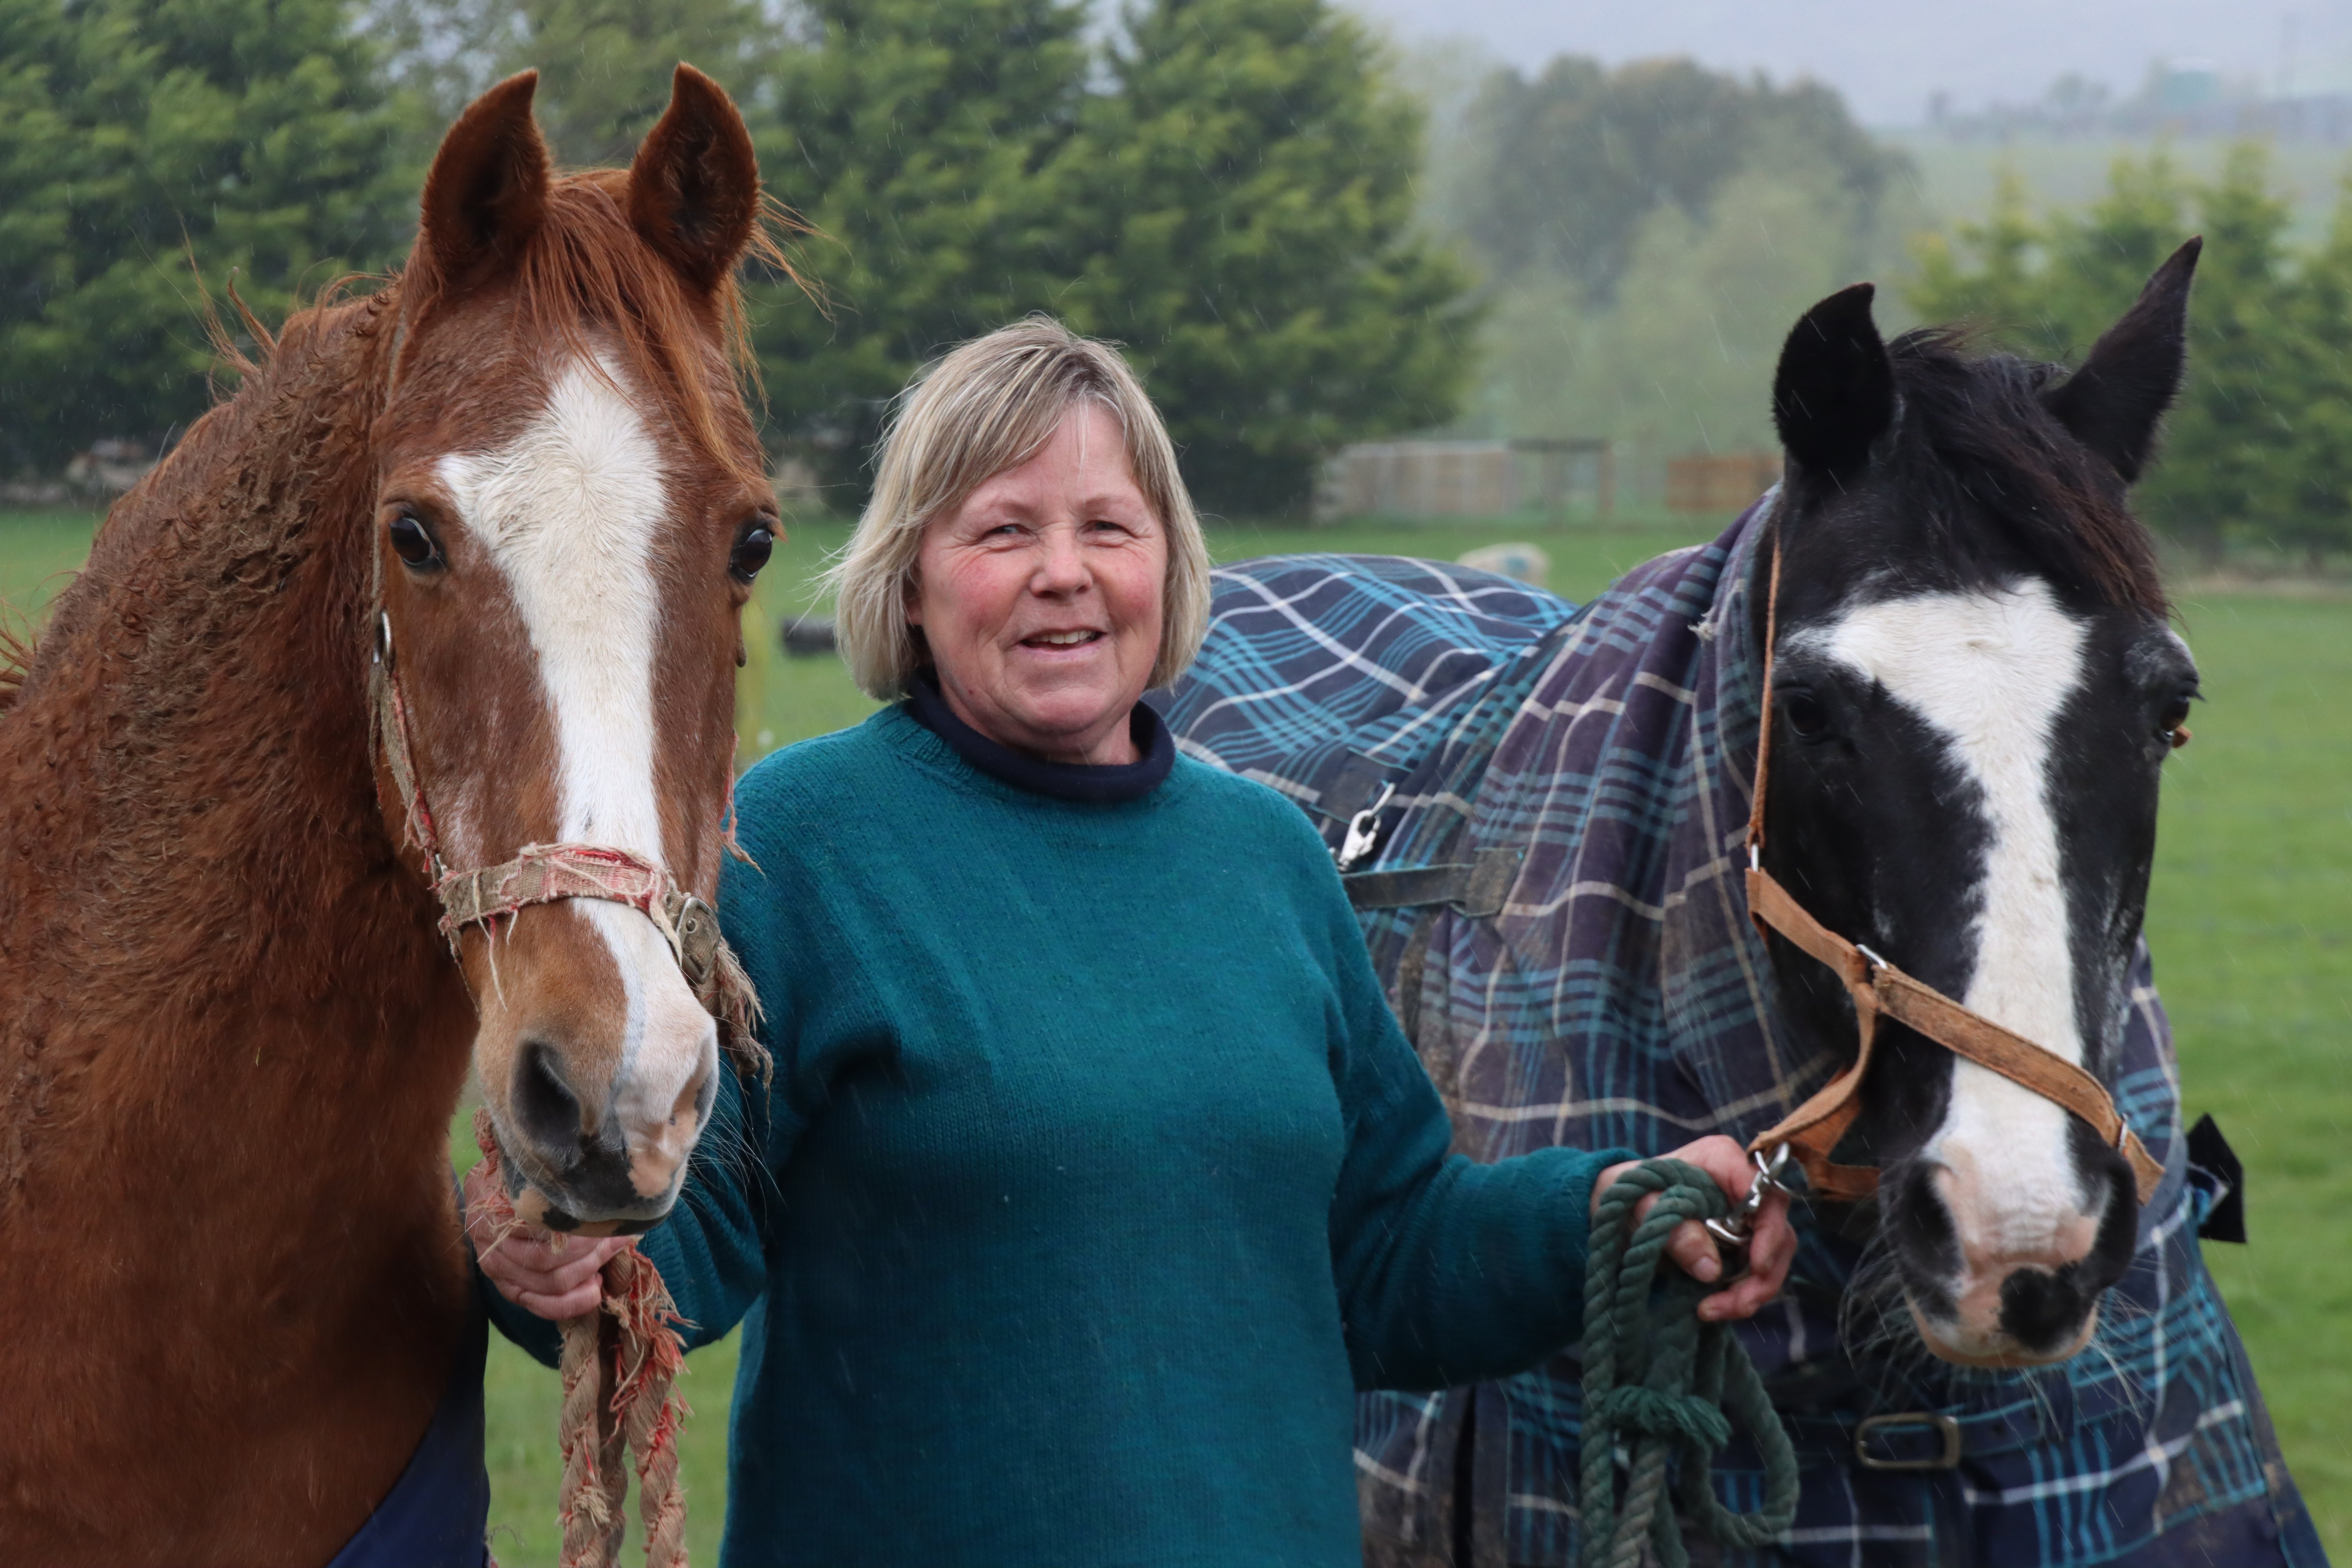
[{"xmin": 826, "ymin": 317, "xmax": 1211, "ymax": 701}]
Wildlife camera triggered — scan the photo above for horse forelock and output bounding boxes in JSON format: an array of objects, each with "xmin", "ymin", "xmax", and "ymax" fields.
[{"xmin": 1871, "ymin": 328, "xmax": 2168, "ymax": 621}]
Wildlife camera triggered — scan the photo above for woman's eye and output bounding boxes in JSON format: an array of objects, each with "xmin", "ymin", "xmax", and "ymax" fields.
[
  {"xmin": 1782, "ymin": 691, "xmax": 1830, "ymax": 739},
  {"xmin": 730, "ymin": 525, "xmax": 775, "ymax": 583},
  {"xmin": 388, "ymin": 513, "xmax": 442, "ymax": 570}
]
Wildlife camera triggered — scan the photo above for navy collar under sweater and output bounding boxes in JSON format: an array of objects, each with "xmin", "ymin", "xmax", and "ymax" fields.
[{"xmin": 902, "ymin": 673, "xmax": 1173, "ymax": 803}]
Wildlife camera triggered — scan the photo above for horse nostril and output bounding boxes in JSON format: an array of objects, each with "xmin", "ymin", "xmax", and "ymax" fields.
[
  {"xmin": 511, "ymin": 1040, "xmax": 585, "ymax": 1165},
  {"xmin": 1999, "ymin": 1265, "xmax": 2089, "ymax": 1352}
]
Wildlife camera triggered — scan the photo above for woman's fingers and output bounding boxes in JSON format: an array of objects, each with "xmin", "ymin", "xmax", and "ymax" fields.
[
  {"xmin": 1699, "ymin": 1187, "xmax": 1795, "ymax": 1322},
  {"xmin": 461, "ymin": 1159, "xmax": 632, "ymax": 1320},
  {"xmin": 1662, "ymin": 1216, "xmax": 1723, "ymax": 1283},
  {"xmin": 1595, "ymin": 1136, "xmax": 1797, "ymax": 1317},
  {"xmin": 480, "ymin": 1232, "xmax": 630, "ymax": 1320}
]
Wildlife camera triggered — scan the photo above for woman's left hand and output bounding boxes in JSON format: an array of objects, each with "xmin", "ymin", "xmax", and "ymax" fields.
[{"xmin": 1591, "ymin": 1136, "xmax": 1795, "ymax": 1323}]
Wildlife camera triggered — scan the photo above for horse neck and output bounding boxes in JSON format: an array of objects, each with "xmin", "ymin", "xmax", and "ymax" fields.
[{"xmin": 2, "ymin": 290, "xmax": 474, "ymax": 1233}]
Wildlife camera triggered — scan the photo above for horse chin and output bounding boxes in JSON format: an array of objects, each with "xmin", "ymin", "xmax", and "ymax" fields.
[
  {"xmin": 1908, "ymin": 1298, "xmax": 2098, "ymax": 1368},
  {"xmin": 506, "ymin": 1178, "xmax": 664, "ymax": 1238},
  {"xmin": 495, "ymin": 1128, "xmax": 678, "ymax": 1238}
]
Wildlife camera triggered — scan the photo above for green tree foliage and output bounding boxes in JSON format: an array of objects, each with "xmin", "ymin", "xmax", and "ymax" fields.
[
  {"xmin": 2278, "ymin": 184, "xmax": 2352, "ymax": 566},
  {"xmin": 372, "ymin": 0, "xmax": 776, "ymax": 167},
  {"xmin": 1469, "ymin": 162, "xmax": 1893, "ymax": 456},
  {"xmin": 0, "ymin": 0, "xmax": 407, "ymax": 473},
  {"xmin": 748, "ymin": 0, "xmax": 1092, "ymax": 505},
  {"xmin": 1425, "ymin": 51, "xmax": 1918, "ymax": 464},
  {"xmin": 1055, "ymin": 0, "xmax": 1475, "ymax": 515},
  {"xmin": 1909, "ymin": 146, "xmax": 2350, "ymax": 564},
  {"xmin": 1457, "ymin": 56, "xmax": 1908, "ymax": 301}
]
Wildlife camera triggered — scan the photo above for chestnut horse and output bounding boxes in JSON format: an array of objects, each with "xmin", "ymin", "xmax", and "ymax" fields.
[{"xmin": 0, "ymin": 70, "xmax": 778, "ymax": 1562}]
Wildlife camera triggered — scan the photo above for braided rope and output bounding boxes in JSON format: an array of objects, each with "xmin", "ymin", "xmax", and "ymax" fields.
[
  {"xmin": 473, "ymin": 1112, "xmax": 691, "ymax": 1568},
  {"xmin": 1579, "ymin": 1160, "xmax": 1799, "ymax": 1568}
]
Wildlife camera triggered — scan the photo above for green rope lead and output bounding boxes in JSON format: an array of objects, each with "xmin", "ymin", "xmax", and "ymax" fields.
[{"xmin": 1579, "ymin": 1159, "xmax": 1800, "ymax": 1568}]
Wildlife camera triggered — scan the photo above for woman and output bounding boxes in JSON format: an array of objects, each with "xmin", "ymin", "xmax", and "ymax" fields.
[{"xmin": 470, "ymin": 317, "xmax": 1794, "ymax": 1566}]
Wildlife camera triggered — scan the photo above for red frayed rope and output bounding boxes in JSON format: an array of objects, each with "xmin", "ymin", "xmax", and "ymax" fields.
[{"xmin": 473, "ymin": 1112, "xmax": 690, "ymax": 1568}]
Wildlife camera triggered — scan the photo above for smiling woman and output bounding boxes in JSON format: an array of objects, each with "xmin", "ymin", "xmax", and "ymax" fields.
[
  {"xmin": 467, "ymin": 315, "xmax": 1795, "ymax": 1568},
  {"xmin": 827, "ymin": 316, "xmax": 1211, "ymax": 762}
]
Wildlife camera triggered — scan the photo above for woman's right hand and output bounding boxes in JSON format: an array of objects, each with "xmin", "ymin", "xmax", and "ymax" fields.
[{"xmin": 463, "ymin": 1157, "xmax": 632, "ymax": 1321}]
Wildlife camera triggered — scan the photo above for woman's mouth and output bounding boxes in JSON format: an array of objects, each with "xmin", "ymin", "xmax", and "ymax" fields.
[{"xmin": 1022, "ymin": 630, "xmax": 1103, "ymax": 648}]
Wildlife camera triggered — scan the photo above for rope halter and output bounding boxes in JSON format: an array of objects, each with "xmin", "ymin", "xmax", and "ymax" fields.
[{"xmin": 366, "ymin": 573, "xmax": 766, "ymax": 1086}]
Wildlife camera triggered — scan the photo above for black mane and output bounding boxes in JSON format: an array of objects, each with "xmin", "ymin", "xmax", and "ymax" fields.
[{"xmin": 1870, "ymin": 327, "xmax": 2168, "ymax": 617}]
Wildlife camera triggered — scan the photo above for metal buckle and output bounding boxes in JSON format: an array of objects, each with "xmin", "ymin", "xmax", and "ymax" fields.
[
  {"xmin": 1854, "ymin": 1413, "xmax": 1962, "ymax": 1471},
  {"xmin": 1336, "ymin": 782, "xmax": 1394, "ymax": 872}
]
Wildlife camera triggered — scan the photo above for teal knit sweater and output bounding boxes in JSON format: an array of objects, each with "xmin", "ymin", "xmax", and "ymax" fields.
[{"xmin": 485, "ymin": 706, "xmax": 1629, "ymax": 1567}]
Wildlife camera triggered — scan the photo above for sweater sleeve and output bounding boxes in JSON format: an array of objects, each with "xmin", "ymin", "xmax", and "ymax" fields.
[{"xmin": 1320, "ymin": 883, "xmax": 1636, "ymax": 1394}]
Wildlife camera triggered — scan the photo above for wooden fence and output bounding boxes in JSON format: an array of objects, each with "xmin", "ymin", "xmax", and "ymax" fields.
[
  {"xmin": 1664, "ymin": 451, "xmax": 1781, "ymax": 514},
  {"xmin": 1316, "ymin": 439, "xmax": 1615, "ymax": 521}
]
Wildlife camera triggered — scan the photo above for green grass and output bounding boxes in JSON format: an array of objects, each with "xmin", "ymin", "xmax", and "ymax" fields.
[{"xmin": 7, "ymin": 506, "xmax": 2346, "ymax": 1560}]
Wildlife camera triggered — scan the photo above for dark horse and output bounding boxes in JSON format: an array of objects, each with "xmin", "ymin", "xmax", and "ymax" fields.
[
  {"xmin": 0, "ymin": 71, "xmax": 776, "ymax": 1562},
  {"xmin": 1166, "ymin": 245, "xmax": 2323, "ymax": 1564}
]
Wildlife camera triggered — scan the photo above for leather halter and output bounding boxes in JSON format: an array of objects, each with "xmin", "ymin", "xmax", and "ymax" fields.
[
  {"xmin": 362, "ymin": 433, "xmax": 764, "ymax": 1078},
  {"xmin": 1740, "ymin": 527, "xmax": 2162, "ymax": 1206}
]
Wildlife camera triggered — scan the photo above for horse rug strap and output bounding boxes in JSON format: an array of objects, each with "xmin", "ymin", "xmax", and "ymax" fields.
[{"xmin": 1742, "ymin": 528, "xmax": 2161, "ymax": 1206}]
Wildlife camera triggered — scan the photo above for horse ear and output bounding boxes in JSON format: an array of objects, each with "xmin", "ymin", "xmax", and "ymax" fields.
[
  {"xmin": 1773, "ymin": 283, "xmax": 1895, "ymax": 478},
  {"xmin": 2045, "ymin": 238, "xmax": 2201, "ymax": 484},
  {"xmin": 630, "ymin": 64, "xmax": 761, "ymax": 295},
  {"xmin": 417, "ymin": 72, "xmax": 551, "ymax": 293}
]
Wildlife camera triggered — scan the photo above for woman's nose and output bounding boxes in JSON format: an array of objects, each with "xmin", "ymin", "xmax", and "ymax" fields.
[{"xmin": 1031, "ymin": 524, "xmax": 1090, "ymax": 592}]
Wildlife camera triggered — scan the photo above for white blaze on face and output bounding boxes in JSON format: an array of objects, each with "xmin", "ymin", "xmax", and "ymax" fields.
[
  {"xmin": 1800, "ymin": 581, "xmax": 2097, "ymax": 1260},
  {"xmin": 438, "ymin": 354, "xmax": 717, "ymax": 1195}
]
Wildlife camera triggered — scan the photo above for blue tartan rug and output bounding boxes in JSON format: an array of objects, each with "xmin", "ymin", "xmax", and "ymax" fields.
[{"xmin": 1159, "ymin": 501, "xmax": 2324, "ymax": 1568}]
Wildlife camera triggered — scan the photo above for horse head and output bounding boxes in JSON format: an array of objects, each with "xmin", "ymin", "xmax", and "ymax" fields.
[
  {"xmin": 1756, "ymin": 243, "xmax": 2201, "ymax": 1366},
  {"xmin": 370, "ymin": 69, "xmax": 776, "ymax": 1234}
]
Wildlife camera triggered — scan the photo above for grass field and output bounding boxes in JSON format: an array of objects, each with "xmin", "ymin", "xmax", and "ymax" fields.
[{"xmin": 5, "ymin": 505, "xmax": 2346, "ymax": 1561}]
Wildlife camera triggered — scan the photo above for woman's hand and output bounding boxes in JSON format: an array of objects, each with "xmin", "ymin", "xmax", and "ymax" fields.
[
  {"xmin": 1591, "ymin": 1136, "xmax": 1795, "ymax": 1323},
  {"xmin": 463, "ymin": 1158, "xmax": 633, "ymax": 1321}
]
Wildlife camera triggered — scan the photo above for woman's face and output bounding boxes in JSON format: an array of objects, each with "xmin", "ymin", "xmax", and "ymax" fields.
[{"xmin": 908, "ymin": 403, "xmax": 1168, "ymax": 765}]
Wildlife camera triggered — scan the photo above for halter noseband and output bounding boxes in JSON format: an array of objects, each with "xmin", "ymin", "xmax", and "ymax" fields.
[{"xmin": 1740, "ymin": 524, "xmax": 2162, "ymax": 1206}]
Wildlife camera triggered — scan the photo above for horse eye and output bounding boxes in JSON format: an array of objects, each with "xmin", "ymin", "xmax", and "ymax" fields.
[
  {"xmin": 2157, "ymin": 691, "xmax": 2195, "ymax": 739},
  {"xmin": 730, "ymin": 524, "xmax": 775, "ymax": 584},
  {"xmin": 388, "ymin": 513, "xmax": 442, "ymax": 570},
  {"xmin": 1782, "ymin": 691, "xmax": 1830, "ymax": 739}
]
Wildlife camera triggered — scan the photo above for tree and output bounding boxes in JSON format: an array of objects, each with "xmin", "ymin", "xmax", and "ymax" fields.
[
  {"xmin": 370, "ymin": 0, "xmax": 778, "ymax": 169},
  {"xmin": 1456, "ymin": 56, "xmax": 1907, "ymax": 302},
  {"xmin": 747, "ymin": 0, "xmax": 1093, "ymax": 502},
  {"xmin": 1906, "ymin": 147, "xmax": 2341, "ymax": 565},
  {"xmin": 2274, "ymin": 179, "xmax": 2352, "ymax": 568},
  {"xmin": 0, "ymin": 0, "xmax": 408, "ymax": 475},
  {"xmin": 1057, "ymin": 0, "xmax": 1476, "ymax": 515},
  {"xmin": 2137, "ymin": 144, "xmax": 2297, "ymax": 557}
]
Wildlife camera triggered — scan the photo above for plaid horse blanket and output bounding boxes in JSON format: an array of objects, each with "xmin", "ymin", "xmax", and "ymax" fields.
[{"xmin": 1159, "ymin": 501, "xmax": 2323, "ymax": 1568}]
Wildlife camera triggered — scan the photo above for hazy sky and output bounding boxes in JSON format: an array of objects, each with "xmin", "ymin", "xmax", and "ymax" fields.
[{"xmin": 1341, "ymin": 0, "xmax": 2352, "ymax": 125}]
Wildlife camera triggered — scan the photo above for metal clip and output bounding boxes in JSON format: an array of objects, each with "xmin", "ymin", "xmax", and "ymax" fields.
[
  {"xmin": 1704, "ymin": 1144, "xmax": 1795, "ymax": 1282},
  {"xmin": 1336, "ymin": 781, "xmax": 1394, "ymax": 872}
]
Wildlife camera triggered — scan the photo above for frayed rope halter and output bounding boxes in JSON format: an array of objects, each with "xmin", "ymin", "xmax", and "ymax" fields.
[{"xmin": 366, "ymin": 433, "xmax": 766, "ymax": 1567}]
